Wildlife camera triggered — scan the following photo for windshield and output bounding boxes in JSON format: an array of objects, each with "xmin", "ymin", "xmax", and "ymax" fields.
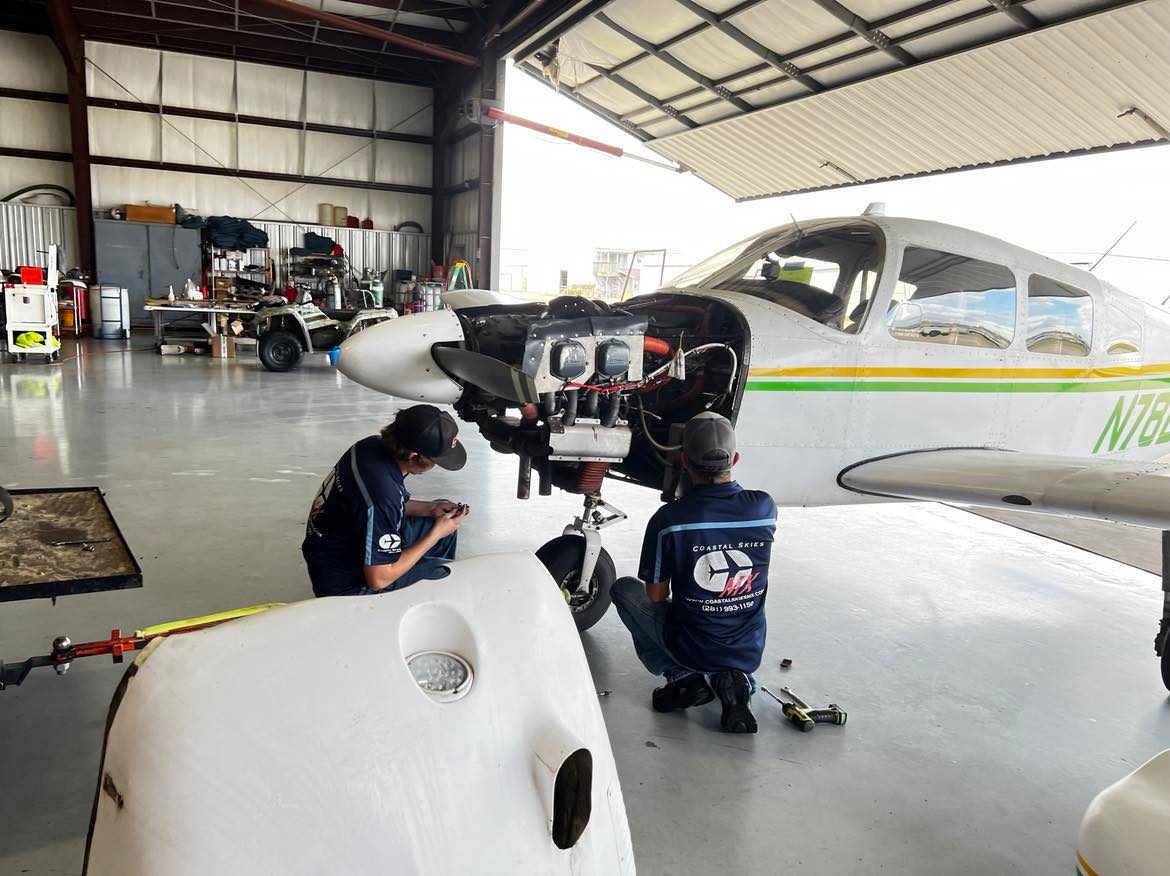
[{"xmin": 671, "ymin": 223, "xmax": 884, "ymax": 332}]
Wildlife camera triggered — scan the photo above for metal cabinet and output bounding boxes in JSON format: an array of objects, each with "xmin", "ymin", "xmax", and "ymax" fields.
[{"xmin": 94, "ymin": 220, "xmax": 202, "ymax": 326}]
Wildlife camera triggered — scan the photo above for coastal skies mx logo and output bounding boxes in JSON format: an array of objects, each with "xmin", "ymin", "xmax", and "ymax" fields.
[{"xmin": 694, "ymin": 549, "xmax": 758, "ymax": 597}]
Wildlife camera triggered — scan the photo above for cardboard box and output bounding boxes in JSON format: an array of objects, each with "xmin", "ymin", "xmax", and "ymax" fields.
[
  {"xmin": 211, "ymin": 335, "xmax": 236, "ymax": 358},
  {"xmin": 124, "ymin": 204, "xmax": 176, "ymax": 224}
]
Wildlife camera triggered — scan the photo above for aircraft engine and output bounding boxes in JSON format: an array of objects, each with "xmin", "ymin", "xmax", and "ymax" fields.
[{"xmin": 339, "ymin": 294, "xmax": 749, "ymax": 500}]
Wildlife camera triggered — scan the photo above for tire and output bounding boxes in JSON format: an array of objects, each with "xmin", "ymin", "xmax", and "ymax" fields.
[
  {"xmin": 536, "ymin": 534, "xmax": 615, "ymax": 633},
  {"xmin": 258, "ymin": 329, "xmax": 304, "ymax": 372}
]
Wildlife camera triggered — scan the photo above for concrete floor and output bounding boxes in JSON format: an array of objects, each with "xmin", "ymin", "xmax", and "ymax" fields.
[{"xmin": 2, "ymin": 340, "xmax": 1169, "ymax": 875}]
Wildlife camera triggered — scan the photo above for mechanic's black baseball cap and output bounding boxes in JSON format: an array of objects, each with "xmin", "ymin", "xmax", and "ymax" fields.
[
  {"xmin": 682, "ymin": 411, "xmax": 736, "ymax": 473},
  {"xmin": 395, "ymin": 404, "xmax": 467, "ymax": 471}
]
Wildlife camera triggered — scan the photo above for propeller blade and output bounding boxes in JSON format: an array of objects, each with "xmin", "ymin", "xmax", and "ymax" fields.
[{"xmin": 433, "ymin": 346, "xmax": 541, "ymax": 404}]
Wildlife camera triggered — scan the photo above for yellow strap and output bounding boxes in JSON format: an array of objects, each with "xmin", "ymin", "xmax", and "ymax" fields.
[{"xmin": 135, "ymin": 603, "xmax": 284, "ymax": 637}]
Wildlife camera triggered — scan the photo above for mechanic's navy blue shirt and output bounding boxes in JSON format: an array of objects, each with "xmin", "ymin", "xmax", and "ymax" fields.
[
  {"xmin": 638, "ymin": 482, "xmax": 777, "ymax": 674},
  {"xmin": 302, "ymin": 435, "xmax": 410, "ymax": 597}
]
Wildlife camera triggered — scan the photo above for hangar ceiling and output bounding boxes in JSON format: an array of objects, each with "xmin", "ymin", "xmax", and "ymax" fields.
[{"xmin": 511, "ymin": 0, "xmax": 1170, "ymax": 200}]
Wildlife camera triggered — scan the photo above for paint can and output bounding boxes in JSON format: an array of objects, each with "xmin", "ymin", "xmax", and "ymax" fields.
[
  {"xmin": 317, "ymin": 203, "xmax": 334, "ymax": 226},
  {"xmin": 332, "ymin": 205, "xmax": 348, "ymax": 227}
]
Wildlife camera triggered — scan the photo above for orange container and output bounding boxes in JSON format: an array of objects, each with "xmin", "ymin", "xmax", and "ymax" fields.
[{"xmin": 123, "ymin": 204, "xmax": 175, "ymax": 224}]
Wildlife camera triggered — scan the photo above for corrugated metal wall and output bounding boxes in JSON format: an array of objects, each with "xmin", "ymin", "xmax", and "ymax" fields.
[
  {"xmin": 252, "ymin": 220, "xmax": 431, "ymax": 285},
  {"xmin": 84, "ymin": 41, "xmax": 433, "ymax": 228},
  {"xmin": 0, "ymin": 203, "xmax": 79, "ymax": 271}
]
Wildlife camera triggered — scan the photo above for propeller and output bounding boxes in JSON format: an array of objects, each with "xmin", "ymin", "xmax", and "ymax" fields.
[{"xmin": 433, "ymin": 346, "xmax": 541, "ymax": 404}]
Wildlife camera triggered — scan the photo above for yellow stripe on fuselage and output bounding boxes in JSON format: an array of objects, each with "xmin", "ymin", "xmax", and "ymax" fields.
[{"xmin": 748, "ymin": 363, "xmax": 1170, "ymax": 380}]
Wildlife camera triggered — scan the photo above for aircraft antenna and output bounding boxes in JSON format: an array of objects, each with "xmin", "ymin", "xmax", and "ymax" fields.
[
  {"xmin": 789, "ymin": 213, "xmax": 805, "ymax": 241},
  {"xmin": 1090, "ymin": 220, "xmax": 1137, "ymax": 272}
]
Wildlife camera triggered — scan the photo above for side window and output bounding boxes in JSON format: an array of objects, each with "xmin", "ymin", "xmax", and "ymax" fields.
[
  {"xmin": 1026, "ymin": 276, "xmax": 1092, "ymax": 356},
  {"xmin": 886, "ymin": 247, "xmax": 1016, "ymax": 349},
  {"xmin": 1103, "ymin": 303, "xmax": 1142, "ymax": 355}
]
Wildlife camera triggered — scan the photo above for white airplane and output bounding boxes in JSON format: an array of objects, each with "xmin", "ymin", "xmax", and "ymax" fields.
[{"xmin": 338, "ymin": 209, "xmax": 1170, "ymax": 689}]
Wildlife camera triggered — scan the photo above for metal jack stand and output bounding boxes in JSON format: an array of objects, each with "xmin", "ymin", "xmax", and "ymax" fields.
[{"xmin": 564, "ymin": 494, "xmax": 626, "ymax": 594}]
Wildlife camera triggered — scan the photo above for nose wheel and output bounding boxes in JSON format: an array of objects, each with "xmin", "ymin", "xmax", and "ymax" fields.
[
  {"xmin": 537, "ymin": 536, "xmax": 615, "ymax": 632},
  {"xmin": 536, "ymin": 494, "xmax": 627, "ymax": 633}
]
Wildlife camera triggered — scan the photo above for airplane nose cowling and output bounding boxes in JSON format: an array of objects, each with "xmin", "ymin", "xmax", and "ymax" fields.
[{"xmin": 337, "ymin": 309, "xmax": 465, "ymax": 403}]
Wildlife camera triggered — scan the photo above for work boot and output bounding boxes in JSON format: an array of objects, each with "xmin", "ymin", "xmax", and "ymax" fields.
[
  {"xmin": 652, "ymin": 673, "xmax": 714, "ymax": 713},
  {"xmin": 711, "ymin": 670, "xmax": 757, "ymax": 733}
]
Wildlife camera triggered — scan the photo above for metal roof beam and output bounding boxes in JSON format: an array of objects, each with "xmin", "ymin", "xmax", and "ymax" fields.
[
  {"xmin": 582, "ymin": 62, "xmax": 701, "ymax": 128},
  {"xmin": 671, "ymin": 0, "xmax": 824, "ymax": 93},
  {"xmin": 607, "ymin": 0, "xmax": 770, "ymax": 75},
  {"xmin": 802, "ymin": 0, "xmax": 917, "ymax": 65},
  {"xmin": 648, "ymin": 0, "xmax": 1143, "ymax": 140},
  {"xmin": 246, "ymin": 0, "xmax": 478, "ymax": 64},
  {"xmin": 594, "ymin": 11, "xmax": 753, "ymax": 112},
  {"xmin": 516, "ymin": 60, "xmax": 654, "ymax": 140},
  {"xmin": 985, "ymin": 0, "xmax": 1041, "ymax": 30},
  {"xmin": 623, "ymin": 0, "xmax": 987, "ymax": 124}
]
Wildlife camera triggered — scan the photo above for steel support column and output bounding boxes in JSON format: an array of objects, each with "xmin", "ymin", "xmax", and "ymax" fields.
[
  {"xmin": 476, "ymin": 51, "xmax": 504, "ymax": 289},
  {"xmin": 47, "ymin": 0, "xmax": 94, "ymax": 278}
]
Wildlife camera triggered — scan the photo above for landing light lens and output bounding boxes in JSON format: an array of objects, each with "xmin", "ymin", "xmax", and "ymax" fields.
[{"xmin": 407, "ymin": 651, "xmax": 473, "ymax": 702}]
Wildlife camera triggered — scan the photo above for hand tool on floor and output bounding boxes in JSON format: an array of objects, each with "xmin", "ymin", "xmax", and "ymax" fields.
[{"xmin": 760, "ymin": 685, "xmax": 847, "ymax": 732}]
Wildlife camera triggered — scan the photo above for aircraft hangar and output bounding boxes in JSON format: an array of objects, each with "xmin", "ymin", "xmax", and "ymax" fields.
[{"xmin": 0, "ymin": 0, "xmax": 1168, "ymax": 873}]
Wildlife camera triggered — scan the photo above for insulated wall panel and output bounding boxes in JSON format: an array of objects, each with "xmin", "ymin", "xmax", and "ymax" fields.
[
  {"xmin": 162, "ymin": 117, "xmax": 237, "ymax": 169},
  {"xmin": 0, "ymin": 157, "xmax": 73, "ymax": 202},
  {"xmin": 161, "ymin": 53, "xmax": 236, "ymax": 113},
  {"xmin": 374, "ymin": 81, "xmax": 432, "ymax": 136},
  {"xmin": 304, "ymin": 131, "xmax": 374, "ymax": 182},
  {"xmin": 0, "ymin": 99, "xmax": 69, "ymax": 152},
  {"xmin": 88, "ymin": 108, "xmax": 160, "ymax": 162},
  {"xmin": 375, "ymin": 141, "xmax": 431, "ymax": 187},
  {"xmin": 306, "ymin": 72, "xmax": 374, "ymax": 129},
  {"xmin": 237, "ymin": 124, "xmax": 302, "ymax": 175},
  {"xmin": 236, "ymin": 62, "xmax": 305, "ymax": 121},
  {"xmin": 91, "ymin": 166, "xmax": 196, "ymax": 213},
  {"xmin": 85, "ymin": 42, "xmax": 160, "ymax": 103},
  {"xmin": 0, "ymin": 31, "xmax": 65, "ymax": 92}
]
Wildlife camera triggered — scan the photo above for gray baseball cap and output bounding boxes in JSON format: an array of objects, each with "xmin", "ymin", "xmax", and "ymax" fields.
[{"xmin": 682, "ymin": 412, "xmax": 736, "ymax": 473}]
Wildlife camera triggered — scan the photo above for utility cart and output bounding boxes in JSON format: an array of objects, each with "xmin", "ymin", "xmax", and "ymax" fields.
[{"xmin": 4, "ymin": 284, "xmax": 60, "ymax": 361}]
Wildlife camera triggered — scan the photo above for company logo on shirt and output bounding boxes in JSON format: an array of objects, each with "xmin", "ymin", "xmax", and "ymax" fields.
[
  {"xmin": 694, "ymin": 548, "xmax": 758, "ymax": 597},
  {"xmin": 378, "ymin": 533, "xmax": 402, "ymax": 552}
]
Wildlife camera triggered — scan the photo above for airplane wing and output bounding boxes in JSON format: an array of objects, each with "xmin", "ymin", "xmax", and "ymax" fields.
[{"xmin": 838, "ymin": 449, "xmax": 1170, "ymax": 530}]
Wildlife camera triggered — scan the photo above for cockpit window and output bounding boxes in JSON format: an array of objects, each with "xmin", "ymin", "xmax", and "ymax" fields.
[{"xmin": 670, "ymin": 224, "xmax": 884, "ymax": 332}]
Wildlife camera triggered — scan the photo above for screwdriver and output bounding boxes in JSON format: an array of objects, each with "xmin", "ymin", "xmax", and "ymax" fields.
[{"xmin": 760, "ymin": 685, "xmax": 847, "ymax": 732}]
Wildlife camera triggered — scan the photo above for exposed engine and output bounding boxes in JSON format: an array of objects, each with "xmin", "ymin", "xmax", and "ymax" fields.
[{"xmin": 435, "ymin": 295, "xmax": 749, "ymax": 501}]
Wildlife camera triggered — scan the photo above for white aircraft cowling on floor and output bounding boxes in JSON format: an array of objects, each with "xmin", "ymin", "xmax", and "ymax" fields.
[
  {"xmin": 339, "ymin": 213, "xmax": 1170, "ymax": 688},
  {"xmin": 85, "ymin": 553, "xmax": 635, "ymax": 876}
]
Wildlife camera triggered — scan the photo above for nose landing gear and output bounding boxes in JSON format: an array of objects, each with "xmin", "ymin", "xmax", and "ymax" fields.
[{"xmin": 536, "ymin": 494, "xmax": 627, "ymax": 632}]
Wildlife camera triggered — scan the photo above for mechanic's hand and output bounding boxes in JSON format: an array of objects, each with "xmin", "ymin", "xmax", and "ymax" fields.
[
  {"xmin": 432, "ymin": 505, "xmax": 468, "ymax": 539},
  {"xmin": 430, "ymin": 499, "xmax": 461, "ymax": 517}
]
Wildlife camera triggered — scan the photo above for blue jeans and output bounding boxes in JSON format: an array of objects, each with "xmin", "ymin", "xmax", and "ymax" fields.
[
  {"xmin": 360, "ymin": 516, "xmax": 457, "ymax": 594},
  {"xmin": 611, "ymin": 577, "xmax": 692, "ymax": 682},
  {"xmin": 611, "ymin": 576, "xmax": 758, "ymax": 691}
]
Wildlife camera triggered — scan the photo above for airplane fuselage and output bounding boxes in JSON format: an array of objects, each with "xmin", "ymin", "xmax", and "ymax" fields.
[{"xmin": 674, "ymin": 217, "xmax": 1170, "ymax": 507}]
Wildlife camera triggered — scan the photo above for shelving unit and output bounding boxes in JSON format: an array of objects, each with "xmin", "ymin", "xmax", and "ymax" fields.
[{"xmin": 207, "ymin": 246, "xmax": 270, "ymax": 300}]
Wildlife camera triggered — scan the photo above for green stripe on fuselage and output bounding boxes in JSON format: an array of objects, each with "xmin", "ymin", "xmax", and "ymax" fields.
[{"xmin": 746, "ymin": 377, "xmax": 1170, "ymax": 393}]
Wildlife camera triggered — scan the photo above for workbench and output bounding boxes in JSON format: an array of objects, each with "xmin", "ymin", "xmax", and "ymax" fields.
[{"xmin": 144, "ymin": 302, "xmax": 256, "ymax": 358}]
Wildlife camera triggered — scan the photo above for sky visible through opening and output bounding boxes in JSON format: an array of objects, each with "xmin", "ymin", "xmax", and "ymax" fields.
[{"xmin": 499, "ymin": 62, "xmax": 1170, "ymax": 305}]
